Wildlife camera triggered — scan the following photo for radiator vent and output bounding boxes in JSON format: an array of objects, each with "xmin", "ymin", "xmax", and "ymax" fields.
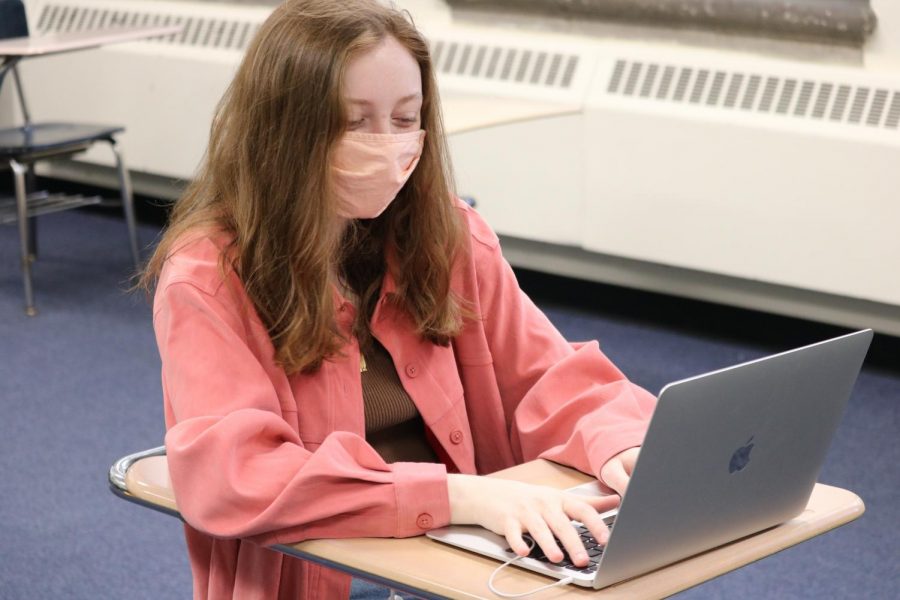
[
  {"xmin": 607, "ymin": 59, "xmax": 900, "ymax": 130},
  {"xmin": 431, "ymin": 40, "xmax": 579, "ymax": 89},
  {"xmin": 33, "ymin": 3, "xmax": 580, "ymax": 86},
  {"xmin": 34, "ymin": 3, "xmax": 262, "ymax": 51}
]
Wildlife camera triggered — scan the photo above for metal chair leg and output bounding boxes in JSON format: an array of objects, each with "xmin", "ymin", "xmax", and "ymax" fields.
[
  {"xmin": 110, "ymin": 140, "xmax": 140, "ymax": 270},
  {"xmin": 25, "ymin": 165, "xmax": 38, "ymax": 260},
  {"xmin": 10, "ymin": 159, "xmax": 37, "ymax": 316}
]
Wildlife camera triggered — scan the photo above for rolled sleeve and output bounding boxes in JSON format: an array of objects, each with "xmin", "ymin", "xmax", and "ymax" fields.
[{"xmin": 392, "ymin": 462, "xmax": 451, "ymax": 536}]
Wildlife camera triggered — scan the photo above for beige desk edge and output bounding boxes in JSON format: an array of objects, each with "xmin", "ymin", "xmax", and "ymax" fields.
[
  {"xmin": 0, "ymin": 26, "xmax": 183, "ymax": 56},
  {"xmin": 124, "ymin": 457, "xmax": 863, "ymax": 599},
  {"xmin": 440, "ymin": 95, "xmax": 581, "ymax": 136}
]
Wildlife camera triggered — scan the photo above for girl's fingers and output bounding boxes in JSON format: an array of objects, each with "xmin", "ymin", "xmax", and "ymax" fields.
[
  {"xmin": 504, "ymin": 520, "xmax": 531, "ymax": 557},
  {"xmin": 483, "ymin": 481, "xmax": 624, "ymax": 568},
  {"xmin": 602, "ymin": 460, "xmax": 629, "ymax": 496},
  {"xmin": 601, "ymin": 447, "xmax": 641, "ymax": 497},
  {"xmin": 520, "ymin": 513, "xmax": 564, "ymax": 563},
  {"xmin": 545, "ymin": 510, "xmax": 589, "ymax": 566},
  {"xmin": 567, "ymin": 498, "xmax": 611, "ymax": 546},
  {"xmin": 580, "ymin": 493, "xmax": 621, "ymax": 513}
]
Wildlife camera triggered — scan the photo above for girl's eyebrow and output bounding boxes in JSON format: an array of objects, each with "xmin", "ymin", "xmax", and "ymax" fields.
[{"xmin": 347, "ymin": 93, "xmax": 423, "ymax": 105}]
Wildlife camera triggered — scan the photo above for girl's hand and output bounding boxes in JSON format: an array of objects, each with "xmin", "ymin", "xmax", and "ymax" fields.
[
  {"xmin": 447, "ymin": 474, "xmax": 620, "ymax": 567},
  {"xmin": 599, "ymin": 447, "xmax": 640, "ymax": 497}
]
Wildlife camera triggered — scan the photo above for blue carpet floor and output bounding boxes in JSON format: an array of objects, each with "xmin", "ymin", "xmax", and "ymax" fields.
[{"xmin": 0, "ymin": 208, "xmax": 897, "ymax": 599}]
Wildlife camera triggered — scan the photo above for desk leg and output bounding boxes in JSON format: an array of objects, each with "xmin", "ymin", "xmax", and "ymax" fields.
[
  {"xmin": 10, "ymin": 159, "xmax": 36, "ymax": 316},
  {"xmin": 110, "ymin": 141, "xmax": 140, "ymax": 270}
]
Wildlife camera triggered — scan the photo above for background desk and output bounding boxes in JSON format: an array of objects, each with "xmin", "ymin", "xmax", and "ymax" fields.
[
  {"xmin": 116, "ymin": 455, "xmax": 864, "ymax": 599},
  {"xmin": 0, "ymin": 26, "xmax": 183, "ymax": 59}
]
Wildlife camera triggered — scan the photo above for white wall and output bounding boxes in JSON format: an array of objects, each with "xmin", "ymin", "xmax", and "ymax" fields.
[
  {"xmin": 0, "ymin": 76, "xmax": 13, "ymax": 128},
  {"xmin": 867, "ymin": 0, "xmax": 900, "ymax": 69}
]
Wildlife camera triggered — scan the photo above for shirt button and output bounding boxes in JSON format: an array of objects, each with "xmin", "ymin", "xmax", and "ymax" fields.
[
  {"xmin": 405, "ymin": 364, "xmax": 418, "ymax": 378},
  {"xmin": 450, "ymin": 430, "xmax": 464, "ymax": 445},
  {"xmin": 416, "ymin": 513, "xmax": 433, "ymax": 529}
]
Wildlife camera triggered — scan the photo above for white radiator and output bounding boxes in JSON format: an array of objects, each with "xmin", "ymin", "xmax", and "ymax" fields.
[{"xmin": 425, "ymin": 19, "xmax": 900, "ymax": 320}]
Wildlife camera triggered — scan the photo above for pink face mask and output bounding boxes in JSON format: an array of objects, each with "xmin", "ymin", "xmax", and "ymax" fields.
[{"xmin": 331, "ymin": 129, "xmax": 426, "ymax": 220}]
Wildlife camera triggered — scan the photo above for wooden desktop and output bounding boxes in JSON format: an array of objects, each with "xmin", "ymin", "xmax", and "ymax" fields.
[{"xmin": 116, "ymin": 454, "xmax": 863, "ymax": 599}]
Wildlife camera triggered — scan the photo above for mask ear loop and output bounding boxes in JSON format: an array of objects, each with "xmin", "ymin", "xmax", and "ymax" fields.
[{"xmin": 487, "ymin": 539, "xmax": 576, "ymax": 598}]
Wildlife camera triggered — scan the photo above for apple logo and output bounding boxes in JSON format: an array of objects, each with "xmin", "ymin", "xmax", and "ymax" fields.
[{"xmin": 729, "ymin": 436, "xmax": 755, "ymax": 474}]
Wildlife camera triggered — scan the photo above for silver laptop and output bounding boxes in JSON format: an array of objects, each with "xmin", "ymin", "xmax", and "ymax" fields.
[{"xmin": 427, "ymin": 329, "xmax": 873, "ymax": 589}]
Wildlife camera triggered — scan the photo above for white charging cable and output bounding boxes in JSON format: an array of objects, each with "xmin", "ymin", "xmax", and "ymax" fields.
[{"xmin": 487, "ymin": 540, "xmax": 576, "ymax": 598}]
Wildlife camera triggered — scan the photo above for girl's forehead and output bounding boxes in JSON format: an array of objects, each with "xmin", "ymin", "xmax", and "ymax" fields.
[{"xmin": 343, "ymin": 36, "xmax": 422, "ymax": 101}]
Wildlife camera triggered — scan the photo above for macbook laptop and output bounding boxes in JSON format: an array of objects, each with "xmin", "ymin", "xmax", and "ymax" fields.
[{"xmin": 427, "ymin": 329, "xmax": 873, "ymax": 589}]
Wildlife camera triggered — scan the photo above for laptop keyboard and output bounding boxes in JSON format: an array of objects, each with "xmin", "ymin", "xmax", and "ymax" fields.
[{"xmin": 509, "ymin": 519, "xmax": 614, "ymax": 575}]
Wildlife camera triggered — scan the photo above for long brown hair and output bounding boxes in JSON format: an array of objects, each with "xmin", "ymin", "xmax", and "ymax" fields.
[{"xmin": 141, "ymin": 0, "xmax": 466, "ymax": 373}]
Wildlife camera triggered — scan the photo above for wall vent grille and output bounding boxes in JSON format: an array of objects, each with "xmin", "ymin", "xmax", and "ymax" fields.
[
  {"xmin": 431, "ymin": 39, "xmax": 579, "ymax": 89},
  {"xmin": 34, "ymin": 3, "xmax": 261, "ymax": 51},
  {"xmin": 33, "ymin": 5, "xmax": 579, "ymax": 85},
  {"xmin": 607, "ymin": 59, "xmax": 900, "ymax": 130}
]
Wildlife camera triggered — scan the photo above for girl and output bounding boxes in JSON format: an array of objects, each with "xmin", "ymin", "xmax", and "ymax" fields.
[{"xmin": 141, "ymin": 1, "xmax": 656, "ymax": 598}]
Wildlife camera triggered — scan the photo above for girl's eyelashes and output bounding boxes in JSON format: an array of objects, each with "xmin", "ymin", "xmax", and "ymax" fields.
[{"xmin": 346, "ymin": 116, "xmax": 420, "ymax": 129}]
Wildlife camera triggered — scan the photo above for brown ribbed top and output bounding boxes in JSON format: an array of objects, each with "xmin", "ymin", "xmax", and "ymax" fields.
[{"xmin": 362, "ymin": 339, "xmax": 438, "ymax": 464}]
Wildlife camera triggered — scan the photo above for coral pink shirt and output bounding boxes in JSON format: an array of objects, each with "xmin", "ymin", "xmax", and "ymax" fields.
[{"xmin": 154, "ymin": 201, "xmax": 657, "ymax": 599}]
